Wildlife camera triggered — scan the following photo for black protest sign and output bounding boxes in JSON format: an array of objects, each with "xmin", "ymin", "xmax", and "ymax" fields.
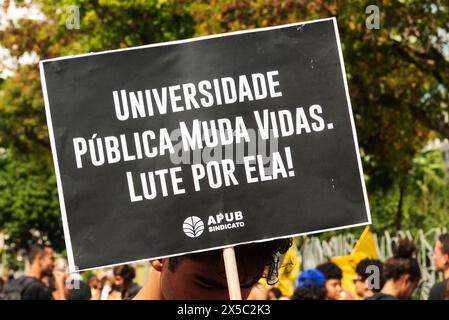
[{"xmin": 40, "ymin": 17, "xmax": 371, "ymax": 272}]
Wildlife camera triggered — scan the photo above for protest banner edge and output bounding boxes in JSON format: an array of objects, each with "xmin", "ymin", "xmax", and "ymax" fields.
[
  {"xmin": 71, "ymin": 221, "xmax": 371, "ymax": 273},
  {"xmin": 38, "ymin": 17, "xmax": 373, "ymax": 273},
  {"xmin": 332, "ymin": 18, "xmax": 372, "ymax": 226},
  {"xmin": 39, "ymin": 62, "xmax": 76, "ymax": 273}
]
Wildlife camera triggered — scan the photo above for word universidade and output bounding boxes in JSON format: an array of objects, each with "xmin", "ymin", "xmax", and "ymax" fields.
[{"xmin": 113, "ymin": 70, "xmax": 282, "ymax": 120}]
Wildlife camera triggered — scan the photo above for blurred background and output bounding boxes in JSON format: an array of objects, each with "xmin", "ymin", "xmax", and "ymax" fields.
[{"xmin": 0, "ymin": 0, "xmax": 448, "ymax": 300}]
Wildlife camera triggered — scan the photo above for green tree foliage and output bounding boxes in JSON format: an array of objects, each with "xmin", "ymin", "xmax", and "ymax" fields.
[
  {"xmin": 0, "ymin": 150, "xmax": 64, "ymax": 251},
  {"xmin": 370, "ymin": 150, "xmax": 449, "ymax": 232}
]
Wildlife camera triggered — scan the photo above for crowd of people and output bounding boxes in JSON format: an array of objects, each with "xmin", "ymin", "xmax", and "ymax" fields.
[
  {"xmin": 0, "ymin": 246, "xmax": 142, "ymax": 300},
  {"xmin": 283, "ymin": 234, "xmax": 448, "ymax": 300},
  {"xmin": 0, "ymin": 233, "xmax": 447, "ymax": 300}
]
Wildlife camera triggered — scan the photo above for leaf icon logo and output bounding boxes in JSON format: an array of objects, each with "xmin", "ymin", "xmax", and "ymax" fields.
[{"xmin": 182, "ymin": 216, "xmax": 205, "ymax": 238}]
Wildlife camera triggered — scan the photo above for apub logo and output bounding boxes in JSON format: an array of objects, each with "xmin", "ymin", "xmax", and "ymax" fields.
[
  {"xmin": 182, "ymin": 216, "xmax": 205, "ymax": 238},
  {"xmin": 183, "ymin": 211, "xmax": 245, "ymax": 238}
]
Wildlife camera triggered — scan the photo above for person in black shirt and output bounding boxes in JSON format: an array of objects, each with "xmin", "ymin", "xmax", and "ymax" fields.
[
  {"xmin": 366, "ymin": 238, "xmax": 421, "ymax": 300},
  {"xmin": 429, "ymin": 233, "xmax": 449, "ymax": 300},
  {"xmin": 21, "ymin": 278, "xmax": 54, "ymax": 300},
  {"xmin": 354, "ymin": 258, "xmax": 384, "ymax": 299},
  {"xmin": 21, "ymin": 245, "xmax": 66, "ymax": 300},
  {"xmin": 66, "ymin": 280, "xmax": 92, "ymax": 300},
  {"xmin": 109, "ymin": 265, "xmax": 141, "ymax": 300}
]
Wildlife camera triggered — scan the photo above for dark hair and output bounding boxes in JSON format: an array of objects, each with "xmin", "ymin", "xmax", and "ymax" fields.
[
  {"xmin": 445, "ymin": 279, "xmax": 449, "ymax": 301},
  {"xmin": 168, "ymin": 238, "xmax": 292, "ymax": 285},
  {"xmin": 438, "ymin": 233, "xmax": 449, "ymax": 256},
  {"xmin": 113, "ymin": 265, "xmax": 136, "ymax": 283},
  {"xmin": 383, "ymin": 238, "xmax": 421, "ymax": 283},
  {"xmin": 68, "ymin": 281, "xmax": 92, "ymax": 300},
  {"xmin": 28, "ymin": 244, "xmax": 50, "ymax": 264},
  {"xmin": 316, "ymin": 262, "xmax": 342, "ymax": 280},
  {"xmin": 269, "ymin": 287, "xmax": 282, "ymax": 299},
  {"xmin": 291, "ymin": 284, "xmax": 325, "ymax": 300},
  {"xmin": 355, "ymin": 258, "xmax": 384, "ymax": 292}
]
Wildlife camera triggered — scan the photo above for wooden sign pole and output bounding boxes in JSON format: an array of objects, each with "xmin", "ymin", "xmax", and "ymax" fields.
[{"xmin": 222, "ymin": 246, "xmax": 242, "ymax": 300}]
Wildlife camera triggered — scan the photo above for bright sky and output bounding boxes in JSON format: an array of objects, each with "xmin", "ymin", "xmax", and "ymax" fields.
[
  {"xmin": 0, "ymin": 0, "xmax": 43, "ymax": 77},
  {"xmin": 0, "ymin": 0, "xmax": 43, "ymax": 28}
]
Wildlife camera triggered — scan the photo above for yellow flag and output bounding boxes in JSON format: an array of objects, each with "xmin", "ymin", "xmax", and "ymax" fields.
[
  {"xmin": 331, "ymin": 226, "xmax": 378, "ymax": 299},
  {"xmin": 257, "ymin": 245, "xmax": 300, "ymax": 298}
]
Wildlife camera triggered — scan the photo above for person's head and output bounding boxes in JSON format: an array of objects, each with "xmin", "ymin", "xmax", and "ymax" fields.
[
  {"xmin": 28, "ymin": 244, "xmax": 55, "ymax": 278},
  {"xmin": 95, "ymin": 271, "xmax": 108, "ymax": 286},
  {"xmin": 354, "ymin": 258, "xmax": 384, "ymax": 298},
  {"xmin": 316, "ymin": 262, "xmax": 343, "ymax": 300},
  {"xmin": 292, "ymin": 269, "xmax": 326, "ymax": 300},
  {"xmin": 150, "ymin": 238, "xmax": 292, "ymax": 300},
  {"xmin": 67, "ymin": 280, "xmax": 92, "ymax": 300},
  {"xmin": 383, "ymin": 238, "xmax": 421, "ymax": 300},
  {"xmin": 291, "ymin": 284, "xmax": 326, "ymax": 300},
  {"xmin": 295, "ymin": 269, "xmax": 325, "ymax": 289},
  {"xmin": 113, "ymin": 264, "xmax": 136, "ymax": 289},
  {"xmin": 88, "ymin": 275, "xmax": 99, "ymax": 289},
  {"xmin": 432, "ymin": 233, "xmax": 449, "ymax": 274}
]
